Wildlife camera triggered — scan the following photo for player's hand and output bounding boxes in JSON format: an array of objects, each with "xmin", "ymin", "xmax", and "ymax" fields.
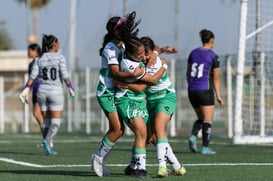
[
  {"xmin": 68, "ymin": 87, "xmax": 76, "ymax": 99},
  {"xmin": 161, "ymin": 58, "xmax": 167, "ymax": 65},
  {"xmin": 19, "ymin": 87, "xmax": 30, "ymax": 104},
  {"xmin": 113, "ymin": 79, "xmax": 128, "ymax": 90},
  {"xmin": 67, "ymin": 83, "xmax": 76, "ymax": 99},
  {"xmin": 146, "ymin": 52, "xmax": 157, "ymax": 68},
  {"xmin": 161, "ymin": 46, "xmax": 178, "ymax": 54},
  {"xmin": 132, "ymin": 66, "xmax": 144, "ymax": 77},
  {"xmin": 217, "ymin": 97, "xmax": 224, "ymax": 106}
]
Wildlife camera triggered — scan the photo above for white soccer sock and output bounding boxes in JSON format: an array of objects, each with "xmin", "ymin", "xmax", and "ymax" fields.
[
  {"xmin": 96, "ymin": 136, "xmax": 115, "ymax": 159},
  {"xmin": 157, "ymin": 142, "xmax": 168, "ymax": 167},
  {"xmin": 166, "ymin": 143, "xmax": 181, "ymax": 170},
  {"xmin": 45, "ymin": 118, "xmax": 61, "ymax": 147},
  {"xmin": 131, "ymin": 154, "xmax": 146, "ymax": 170},
  {"xmin": 129, "ymin": 153, "xmax": 137, "ymax": 169},
  {"xmin": 130, "ymin": 148, "xmax": 146, "ymax": 170}
]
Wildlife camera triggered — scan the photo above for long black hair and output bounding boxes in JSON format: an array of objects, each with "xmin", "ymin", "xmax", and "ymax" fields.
[
  {"xmin": 99, "ymin": 11, "xmax": 141, "ymax": 56},
  {"xmin": 41, "ymin": 34, "xmax": 58, "ymax": 56}
]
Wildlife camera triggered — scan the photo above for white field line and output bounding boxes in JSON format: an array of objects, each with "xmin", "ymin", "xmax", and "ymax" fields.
[
  {"xmin": 2, "ymin": 136, "xmax": 273, "ymax": 146},
  {"xmin": 1, "ymin": 157, "xmax": 273, "ymax": 168}
]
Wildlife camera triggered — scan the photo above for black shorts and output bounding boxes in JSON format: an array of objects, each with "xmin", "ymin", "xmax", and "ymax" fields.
[
  {"xmin": 188, "ymin": 90, "xmax": 215, "ymax": 108},
  {"xmin": 32, "ymin": 92, "xmax": 38, "ymax": 105}
]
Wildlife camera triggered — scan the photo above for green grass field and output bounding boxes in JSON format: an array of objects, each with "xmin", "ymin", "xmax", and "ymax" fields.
[{"xmin": 0, "ymin": 133, "xmax": 273, "ymax": 181}]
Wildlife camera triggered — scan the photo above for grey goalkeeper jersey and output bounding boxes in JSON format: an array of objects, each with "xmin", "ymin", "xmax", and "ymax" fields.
[{"xmin": 30, "ymin": 52, "xmax": 70, "ymax": 93}]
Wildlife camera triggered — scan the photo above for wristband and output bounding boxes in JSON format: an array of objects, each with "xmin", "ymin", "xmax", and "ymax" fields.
[
  {"xmin": 162, "ymin": 64, "xmax": 168, "ymax": 70},
  {"xmin": 24, "ymin": 83, "xmax": 31, "ymax": 88},
  {"xmin": 67, "ymin": 83, "xmax": 73, "ymax": 89},
  {"xmin": 153, "ymin": 50, "xmax": 159, "ymax": 56}
]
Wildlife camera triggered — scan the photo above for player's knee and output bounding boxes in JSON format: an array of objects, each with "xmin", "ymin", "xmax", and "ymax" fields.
[
  {"xmin": 110, "ymin": 128, "xmax": 124, "ymax": 138},
  {"xmin": 33, "ymin": 111, "xmax": 41, "ymax": 120}
]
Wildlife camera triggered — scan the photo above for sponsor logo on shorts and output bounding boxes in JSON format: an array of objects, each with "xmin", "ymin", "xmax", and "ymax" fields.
[{"xmin": 164, "ymin": 106, "xmax": 170, "ymax": 112}]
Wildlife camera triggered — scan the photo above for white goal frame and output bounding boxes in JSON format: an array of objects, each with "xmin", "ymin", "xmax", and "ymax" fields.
[{"xmin": 234, "ymin": 0, "xmax": 273, "ymax": 144}]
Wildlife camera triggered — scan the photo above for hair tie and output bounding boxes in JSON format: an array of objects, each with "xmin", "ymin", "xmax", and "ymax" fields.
[{"xmin": 114, "ymin": 17, "xmax": 126, "ymax": 29}]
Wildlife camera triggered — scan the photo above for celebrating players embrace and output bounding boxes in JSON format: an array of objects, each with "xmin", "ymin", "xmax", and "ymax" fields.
[{"xmin": 19, "ymin": 10, "xmax": 224, "ymax": 179}]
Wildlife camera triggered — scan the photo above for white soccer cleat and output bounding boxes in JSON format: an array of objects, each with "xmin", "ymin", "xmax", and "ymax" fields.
[{"xmin": 92, "ymin": 154, "xmax": 104, "ymax": 177}]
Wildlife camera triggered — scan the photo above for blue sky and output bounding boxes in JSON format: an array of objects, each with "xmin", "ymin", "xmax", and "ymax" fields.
[{"xmin": 0, "ymin": 0, "xmax": 240, "ymax": 68}]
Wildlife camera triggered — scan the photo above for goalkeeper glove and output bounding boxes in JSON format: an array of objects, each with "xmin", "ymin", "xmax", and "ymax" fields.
[
  {"xmin": 19, "ymin": 84, "xmax": 30, "ymax": 104},
  {"xmin": 67, "ymin": 83, "xmax": 76, "ymax": 99}
]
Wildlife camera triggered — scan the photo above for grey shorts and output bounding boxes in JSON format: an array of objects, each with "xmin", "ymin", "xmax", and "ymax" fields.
[{"xmin": 37, "ymin": 91, "xmax": 64, "ymax": 111}]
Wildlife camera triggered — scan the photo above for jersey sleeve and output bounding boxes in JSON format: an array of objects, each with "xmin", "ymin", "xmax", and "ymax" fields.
[
  {"xmin": 104, "ymin": 47, "xmax": 119, "ymax": 65},
  {"xmin": 122, "ymin": 60, "xmax": 146, "ymax": 82},
  {"xmin": 59, "ymin": 55, "xmax": 70, "ymax": 80},
  {"xmin": 28, "ymin": 61, "xmax": 32, "ymax": 76},
  {"xmin": 187, "ymin": 52, "xmax": 192, "ymax": 64},
  {"xmin": 29, "ymin": 58, "xmax": 39, "ymax": 80},
  {"xmin": 212, "ymin": 55, "xmax": 220, "ymax": 69}
]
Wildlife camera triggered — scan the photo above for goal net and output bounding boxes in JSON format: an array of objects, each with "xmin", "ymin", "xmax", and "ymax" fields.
[{"xmin": 234, "ymin": 0, "xmax": 273, "ymax": 144}]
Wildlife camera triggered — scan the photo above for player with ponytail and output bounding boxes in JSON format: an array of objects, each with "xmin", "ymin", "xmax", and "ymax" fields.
[{"xmin": 19, "ymin": 34, "xmax": 75, "ymax": 155}]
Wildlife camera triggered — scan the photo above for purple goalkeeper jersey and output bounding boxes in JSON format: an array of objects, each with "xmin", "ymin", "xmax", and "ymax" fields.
[
  {"xmin": 28, "ymin": 59, "xmax": 40, "ymax": 95},
  {"xmin": 187, "ymin": 47, "xmax": 220, "ymax": 91}
]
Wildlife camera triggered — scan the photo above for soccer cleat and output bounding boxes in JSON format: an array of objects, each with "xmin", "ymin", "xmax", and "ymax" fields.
[
  {"xmin": 92, "ymin": 154, "xmax": 104, "ymax": 177},
  {"xmin": 50, "ymin": 149, "xmax": 58, "ymax": 156},
  {"xmin": 124, "ymin": 166, "xmax": 147, "ymax": 179},
  {"xmin": 157, "ymin": 166, "xmax": 168, "ymax": 177},
  {"xmin": 42, "ymin": 139, "xmax": 51, "ymax": 155},
  {"xmin": 102, "ymin": 164, "xmax": 111, "ymax": 176},
  {"xmin": 201, "ymin": 147, "xmax": 216, "ymax": 155},
  {"xmin": 135, "ymin": 169, "xmax": 148, "ymax": 179},
  {"xmin": 172, "ymin": 166, "xmax": 186, "ymax": 176},
  {"xmin": 188, "ymin": 135, "xmax": 198, "ymax": 153},
  {"xmin": 124, "ymin": 165, "xmax": 137, "ymax": 176}
]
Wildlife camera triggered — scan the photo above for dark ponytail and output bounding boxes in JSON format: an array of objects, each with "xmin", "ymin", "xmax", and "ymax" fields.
[
  {"xmin": 99, "ymin": 11, "xmax": 141, "ymax": 56},
  {"xmin": 99, "ymin": 16, "xmax": 120, "ymax": 56},
  {"xmin": 117, "ymin": 11, "xmax": 141, "ymax": 41},
  {"xmin": 41, "ymin": 34, "xmax": 58, "ymax": 56}
]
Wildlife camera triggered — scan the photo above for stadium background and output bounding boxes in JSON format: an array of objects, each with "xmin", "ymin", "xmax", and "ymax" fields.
[{"xmin": 0, "ymin": 54, "xmax": 235, "ymax": 137}]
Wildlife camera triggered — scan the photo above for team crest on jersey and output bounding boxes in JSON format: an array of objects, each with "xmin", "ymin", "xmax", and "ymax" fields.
[
  {"xmin": 112, "ymin": 102, "xmax": 116, "ymax": 108},
  {"xmin": 129, "ymin": 65, "xmax": 135, "ymax": 70},
  {"xmin": 109, "ymin": 55, "xmax": 116, "ymax": 60},
  {"xmin": 132, "ymin": 109, "xmax": 138, "ymax": 117}
]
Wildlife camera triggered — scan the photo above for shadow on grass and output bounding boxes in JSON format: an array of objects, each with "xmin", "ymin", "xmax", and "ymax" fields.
[
  {"xmin": 0, "ymin": 151, "xmax": 39, "ymax": 156},
  {"xmin": 0, "ymin": 170, "xmax": 127, "ymax": 177}
]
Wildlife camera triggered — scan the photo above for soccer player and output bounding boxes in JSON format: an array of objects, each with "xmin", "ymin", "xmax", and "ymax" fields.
[
  {"xmin": 91, "ymin": 11, "xmax": 144, "ymax": 177},
  {"xmin": 187, "ymin": 29, "xmax": 224, "ymax": 154},
  {"xmin": 142, "ymin": 37, "xmax": 186, "ymax": 177},
  {"xmin": 27, "ymin": 43, "xmax": 48, "ymax": 139},
  {"xmin": 116, "ymin": 36, "xmax": 167, "ymax": 179},
  {"xmin": 122, "ymin": 37, "xmax": 186, "ymax": 177},
  {"xmin": 19, "ymin": 34, "xmax": 75, "ymax": 155}
]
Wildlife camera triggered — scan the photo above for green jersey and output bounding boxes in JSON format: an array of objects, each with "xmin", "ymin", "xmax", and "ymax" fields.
[
  {"xmin": 115, "ymin": 57, "xmax": 146, "ymax": 100},
  {"xmin": 96, "ymin": 41, "xmax": 123, "ymax": 96},
  {"xmin": 145, "ymin": 56, "xmax": 175, "ymax": 101}
]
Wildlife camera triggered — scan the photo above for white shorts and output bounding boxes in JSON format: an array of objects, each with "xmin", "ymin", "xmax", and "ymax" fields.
[{"xmin": 37, "ymin": 91, "xmax": 64, "ymax": 111}]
